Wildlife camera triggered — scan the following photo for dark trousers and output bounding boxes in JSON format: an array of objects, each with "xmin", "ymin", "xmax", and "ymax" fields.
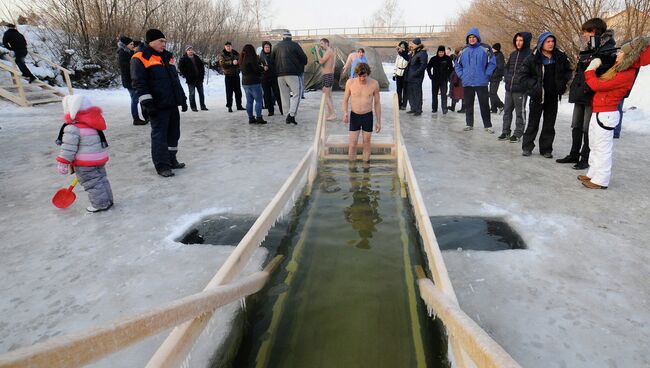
[
  {"xmin": 261, "ymin": 78, "xmax": 283, "ymax": 114},
  {"xmin": 570, "ymin": 104, "xmax": 592, "ymax": 163},
  {"xmin": 463, "ymin": 86, "xmax": 492, "ymax": 127},
  {"xmin": 14, "ymin": 50, "xmax": 35, "ymax": 79},
  {"xmin": 127, "ymin": 88, "xmax": 140, "ymax": 120},
  {"xmin": 522, "ymin": 95, "xmax": 559, "ymax": 154},
  {"xmin": 407, "ymin": 81, "xmax": 423, "ymax": 113},
  {"xmin": 396, "ymin": 76, "xmax": 408, "ymax": 108},
  {"xmin": 502, "ymin": 91, "xmax": 526, "ymax": 137},
  {"xmin": 187, "ymin": 82, "xmax": 206, "ymax": 110},
  {"xmin": 431, "ymin": 79, "xmax": 448, "ymax": 112},
  {"xmin": 489, "ymin": 80, "xmax": 504, "ymax": 111},
  {"xmin": 150, "ymin": 108, "xmax": 180, "ymax": 171},
  {"xmin": 224, "ymin": 74, "xmax": 243, "ymax": 108}
]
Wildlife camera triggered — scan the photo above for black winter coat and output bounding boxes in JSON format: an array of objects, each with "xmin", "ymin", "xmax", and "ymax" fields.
[
  {"xmin": 130, "ymin": 45, "xmax": 186, "ymax": 110},
  {"xmin": 271, "ymin": 39, "xmax": 307, "ymax": 77},
  {"xmin": 568, "ymin": 31, "xmax": 617, "ymax": 105},
  {"xmin": 517, "ymin": 48, "xmax": 572, "ymax": 103},
  {"xmin": 406, "ymin": 45, "xmax": 428, "ymax": 84},
  {"xmin": 426, "ymin": 55, "xmax": 453, "ymax": 83},
  {"xmin": 241, "ymin": 57, "xmax": 263, "ymax": 85},
  {"xmin": 489, "ymin": 51, "xmax": 505, "ymax": 82},
  {"xmin": 178, "ymin": 54, "xmax": 206, "ymax": 84},
  {"xmin": 504, "ymin": 32, "xmax": 533, "ymax": 92},
  {"xmin": 218, "ymin": 49, "xmax": 240, "ymax": 76},
  {"xmin": 117, "ymin": 42, "xmax": 133, "ymax": 89},
  {"xmin": 259, "ymin": 50, "xmax": 276, "ymax": 81},
  {"xmin": 2, "ymin": 28, "xmax": 27, "ymax": 52}
]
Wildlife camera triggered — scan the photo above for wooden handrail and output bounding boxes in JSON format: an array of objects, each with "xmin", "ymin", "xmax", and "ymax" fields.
[
  {"xmin": 146, "ymin": 147, "xmax": 317, "ymax": 368},
  {"xmin": 29, "ymin": 52, "xmax": 73, "ymax": 95},
  {"xmin": 0, "ymin": 61, "xmax": 29, "ymax": 106},
  {"xmin": 0, "ymin": 256, "xmax": 284, "ymax": 368},
  {"xmin": 415, "ymin": 268, "xmax": 521, "ymax": 368}
]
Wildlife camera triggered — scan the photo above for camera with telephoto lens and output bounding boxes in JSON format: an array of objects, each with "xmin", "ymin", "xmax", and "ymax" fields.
[{"xmin": 588, "ymin": 35, "xmax": 618, "ymax": 73}]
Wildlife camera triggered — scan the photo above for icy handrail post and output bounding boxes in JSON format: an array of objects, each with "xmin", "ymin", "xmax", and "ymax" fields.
[
  {"xmin": 0, "ymin": 256, "xmax": 284, "ymax": 368},
  {"xmin": 146, "ymin": 147, "xmax": 315, "ymax": 368},
  {"xmin": 0, "ymin": 59, "xmax": 29, "ymax": 106},
  {"xmin": 415, "ymin": 270, "xmax": 521, "ymax": 368},
  {"xmin": 393, "ymin": 93, "xmax": 403, "ymax": 179}
]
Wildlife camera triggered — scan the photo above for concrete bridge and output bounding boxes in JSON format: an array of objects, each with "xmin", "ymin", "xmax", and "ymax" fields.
[{"xmin": 260, "ymin": 25, "xmax": 452, "ymax": 49}]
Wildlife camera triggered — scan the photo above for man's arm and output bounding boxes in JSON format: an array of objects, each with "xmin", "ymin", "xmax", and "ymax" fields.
[
  {"xmin": 342, "ymin": 79, "xmax": 352, "ymax": 123},
  {"xmin": 373, "ymin": 80, "xmax": 381, "ymax": 133},
  {"xmin": 342, "ymin": 54, "xmax": 354, "ymax": 74},
  {"xmin": 318, "ymin": 48, "xmax": 332, "ymax": 65},
  {"xmin": 426, "ymin": 57, "xmax": 434, "ymax": 79},
  {"xmin": 485, "ymin": 48, "xmax": 497, "ymax": 77},
  {"xmin": 454, "ymin": 51, "xmax": 465, "ymax": 80},
  {"xmin": 2, "ymin": 32, "xmax": 11, "ymax": 50}
]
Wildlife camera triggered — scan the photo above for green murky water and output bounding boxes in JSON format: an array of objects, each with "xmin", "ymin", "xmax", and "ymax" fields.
[{"xmin": 230, "ymin": 161, "xmax": 449, "ymax": 368}]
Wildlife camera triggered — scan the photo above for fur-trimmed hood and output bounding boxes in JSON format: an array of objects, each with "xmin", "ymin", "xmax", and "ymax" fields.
[{"xmin": 617, "ymin": 36, "xmax": 650, "ymax": 71}]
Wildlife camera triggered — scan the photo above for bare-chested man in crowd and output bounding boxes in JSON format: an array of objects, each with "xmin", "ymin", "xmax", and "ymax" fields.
[
  {"xmin": 342, "ymin": 62, "xmax": 381, "ymax": 162},
  {"xmin": 314, "ymin": 38, "xmax": 336, "ymax": 120}
]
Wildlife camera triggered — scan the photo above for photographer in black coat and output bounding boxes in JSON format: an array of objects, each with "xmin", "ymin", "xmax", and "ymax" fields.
[
  {"xmin": 178, "ymin": 45, "xmax": 208, "ymax": 112},
  {"xmin": 2, "ymin": 24, "xmax": 36, "ymax": 83},
  {"xmin": 556, "ymin": 18, "xmax": 616, "ymax": 170}
]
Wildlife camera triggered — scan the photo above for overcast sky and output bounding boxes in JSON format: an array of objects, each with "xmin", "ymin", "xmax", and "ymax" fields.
[
  {"xmin": 269, "ymin": 0, "xmax": 470, "ymax": 30},
  {"xmin": 2, "ymin": 0, "xmax": 471, "ymax": 28}
]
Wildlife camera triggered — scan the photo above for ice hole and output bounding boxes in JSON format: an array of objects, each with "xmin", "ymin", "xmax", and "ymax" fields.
[{"xmin": 429, "ymin": 216, "xmax": 526, "ymax": 251}]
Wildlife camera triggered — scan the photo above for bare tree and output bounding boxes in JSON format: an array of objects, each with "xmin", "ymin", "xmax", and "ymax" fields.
[{"xmin": 365, "ymin": 0, "xmax": 404, "ymax": 32}]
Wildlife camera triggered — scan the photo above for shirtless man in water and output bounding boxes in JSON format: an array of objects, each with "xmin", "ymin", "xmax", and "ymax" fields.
[
  {"xmin": 342, "ymin": 62, "xmax": 381, "ymax": 162},
  {"xmin": 314, "ymin": 38, "xmax": 336, "ymax": 120}
]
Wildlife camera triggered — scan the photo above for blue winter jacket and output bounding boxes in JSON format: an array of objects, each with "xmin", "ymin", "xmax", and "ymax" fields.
[{"xmin": 454, "ymin": 27, "xmax": 496, "ymax": 87}]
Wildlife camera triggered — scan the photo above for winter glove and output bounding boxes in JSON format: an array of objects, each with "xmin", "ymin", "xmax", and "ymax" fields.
[
  {"xmin": 142, "ymin": 100, "xmax": 158, "ymax": 117},
  {"xmin": 392, "ymin": 75, "xmax": 396, "ymax": 81},
  {"xmin": 57, "ymin": 162, "xmax": 69, "ymax": 175},
  {"xmin": 181, "ymin": 103, "xmax": 188, "ymax": 112},
  {"xmin": 586, "ymin": 58, "xmax": 602, "ymax": 71}
]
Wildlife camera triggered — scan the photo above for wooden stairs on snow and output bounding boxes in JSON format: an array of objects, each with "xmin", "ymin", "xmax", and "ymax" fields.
[
  {"xmin": 322, "ymin": 134, "xmax": 396, "ymax": 160},
  {"xmin": 0, "ymin": 52, "xmax": 73, "ymax": 107}
]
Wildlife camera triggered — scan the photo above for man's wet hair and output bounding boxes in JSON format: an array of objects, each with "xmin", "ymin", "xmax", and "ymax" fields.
[
  {"xmin": 581, "ymin": 18, "xmax": 607, "ymax": 35},
  {"xmin": 320, "ymin": 38, "xmax": 329, "ymax": 45},
  {"xmin": 355, "ymin": 62, "xmax": 371, "ymax": 76},
  {"xmin": 357, "ymin": 48, "xmax": 365, "ymax": 53}
]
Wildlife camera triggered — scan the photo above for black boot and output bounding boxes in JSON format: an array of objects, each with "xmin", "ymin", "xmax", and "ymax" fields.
[
  {"xmin": 249, "ymin": 117, "xmax": 256, "ymax": 124},
  {"xmin": 133, "ymin": 118, "xmax": 147, "ymax": 125},
  {"xmin": 556, "ymin": 154, "xmax": 579, "ymax": 164},
  {"xmin": 256, "ymin": 117, "xmax": 268, "ymax": 125}
]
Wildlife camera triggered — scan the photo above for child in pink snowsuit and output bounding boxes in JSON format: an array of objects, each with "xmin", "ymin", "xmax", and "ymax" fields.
[{"xmin": 56, "ymin": 95, "xmax": 113, "ymax": 212}]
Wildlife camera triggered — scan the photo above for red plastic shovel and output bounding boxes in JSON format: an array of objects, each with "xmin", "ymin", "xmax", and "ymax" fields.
[{"xmin": 52, "ymin": 177, "xmax": 79, "ymax": 208}]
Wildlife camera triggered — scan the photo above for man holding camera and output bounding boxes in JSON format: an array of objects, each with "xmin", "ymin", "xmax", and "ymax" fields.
[{"xmin": 557, "ymin": 18, "xmax": 616, "ymax": 169}]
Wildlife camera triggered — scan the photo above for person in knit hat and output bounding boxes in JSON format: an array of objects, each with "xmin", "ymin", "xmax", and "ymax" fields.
[
  {"xmin": 178, "ymin": 45, "xmax": 208, "ymax": 112},
  {"xmin": 131, "ymin": 28, "xmax": 188, "ymax": 177},
  {"xmin": 426, "ymin": 45, "xmax": 453, "ymax": 114},
  {"xmin": 116, "ymin": 35, "xmax": 147, "ymax": 125},
  {"xmin": 489, "ymin": 42, "xmax": 505, "ymax": 113},
  {"xmin": 56, "ymin": 95, "xmax": 113, "ymax": 212}
]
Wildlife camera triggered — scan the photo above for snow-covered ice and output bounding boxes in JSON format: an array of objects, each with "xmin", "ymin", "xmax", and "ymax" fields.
[{"xmin": 0, "ymin": 63, "xmax": 649, "ymax": 367}]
